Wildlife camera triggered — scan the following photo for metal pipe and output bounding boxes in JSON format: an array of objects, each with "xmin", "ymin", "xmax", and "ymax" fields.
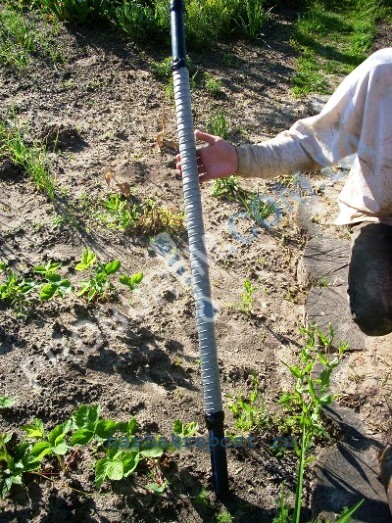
[{"xmin": 170, "ymin": 0, "xmax": 229, "ymax": 496}]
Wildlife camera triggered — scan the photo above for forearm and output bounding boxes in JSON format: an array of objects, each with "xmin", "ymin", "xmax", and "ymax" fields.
[{"xmin": 235, "ymin": 131, "xmax": 320, "ymax": 179}]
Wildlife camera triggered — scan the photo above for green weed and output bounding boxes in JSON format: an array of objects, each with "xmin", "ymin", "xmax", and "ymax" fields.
[
  {"xmin": 227, "ymin": 375, "xmax": 270, "ymax": 435},
  {"xmin": 204, "ymin": 72, "xmax": 223, "ymax": 96},
  {"xmin": 115, "ymin": 0, "xmax": 167, "ymax": 43},
  {"xmin": 212, "ymin": 177, "xmax": 277, "ymax": 226},
  {"xmin": 216, "ymin": 510, "xmax": 233, "ymax": 523},
  {"xmin": 0, "ymin": 7, "xmax": 63, "ymax": 68},
  {"xmin": 234, "ymin": 0, "xmax": 271, "ymax": 40},
  {"xmin": 0, "ymin": 116, "xmax": 57, "ymax": 199},
  {"xmin": 172, "ymin": 419, "xmax": 198, "ymax": 439},
  {"xmin": 0, "ymin": 397, "xmax": 15, "ymax": 409},
  {"xmin": 207, "ymin": 111, "xmax": 228, "ymax": 140},
  {"xmin": 239, "ymin": 279, "xmax": 256, "ymax": 315},
  {"xmin": 100, "ymin": 193, "xmax": 184, "ymax": 236},
  {"xmin": 276, "ymin": 325, "xmax": 353, "ymax": 522}
]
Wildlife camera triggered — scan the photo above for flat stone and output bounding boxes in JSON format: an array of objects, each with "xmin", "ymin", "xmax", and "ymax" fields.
[
  {"xmin": 298, "ymin": 235, "xmax": 350, "ymax": 288},
  {"xmin": 312, "ymin": 405, "xmax": 391, "ymax": 522},
  {"xmin": 306, "ymin": 287, "xmax": 365, "ymax": 350}
]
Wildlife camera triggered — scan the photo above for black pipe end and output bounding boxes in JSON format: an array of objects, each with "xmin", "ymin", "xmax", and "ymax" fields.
[{"xmin": 205, "ymin": 411, "xmax": 230, "ymax": 496}]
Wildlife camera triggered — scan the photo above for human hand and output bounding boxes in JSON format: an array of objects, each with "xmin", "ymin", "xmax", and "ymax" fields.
[{"xmin": 176, "ymin": 129, "xmax": 239, "ymax": 183}]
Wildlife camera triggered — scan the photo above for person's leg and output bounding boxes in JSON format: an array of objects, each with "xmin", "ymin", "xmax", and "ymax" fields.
[{"xmin": 348, "ymin": 222, "xmax": 392, "ymax": 336}]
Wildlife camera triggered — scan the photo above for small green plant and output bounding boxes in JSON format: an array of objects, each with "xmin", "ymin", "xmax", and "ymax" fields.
[
  {"xmin": 0, "ymin": 264, "xmax": 38, "ymax": 315},
  {"xmin": 216, "ymin": 509, "xmax": 233, "ymax": 523},
  {"xmin": 75, "ymin": 249, "xmax": 121, "ymax": 302},
  {"xmin": 234, "ymin": 0, "xmax": 270, "ymax": 40},
  {"xmin": 207, "ymin": 111, "xmax": 228, "ymax": 140},
  {"xmin": 211, "ymin": 178, "xmax": 277, "ymax": 226},
  {"xmin": 194, "ymin": 486, "xmax": 211, "ymax": 508},
  {"xmin": 227, "ymin": 375, "xmax": 270, "ymax": 435},
  {"xmin": 204, "ymin": 72, "xmax": 222, "ymax": 96},
  {"xmin": 239, "ymin": 278, "xmax": 256, "ymax": 315},
  {"xmin": 33, "ymin": 261, "xmax": 73, "ymax": 300},
  {"xmin": 100, "ymin": 193, "xmax": 184, "ymax": 236},
  {"xmin": 172, "ymin": 419, "xmax": 198, "ymax": 439},
  {"xmin": 318, "ymin": 276, "xmax": 329, "ymax": 288},
  {"xmin": 119, "ymin": 272, "xmax": 144, "ymax": 291},
  {"xmin": 212, "ymin": 176, "xmax": 243, "ymax": 201},
  {"xmin": 151, "ymin": 56, "xmax": 173, "ymax": 79},
  {"xmin": 276, "ymin": 325, "xmax": 351, "ymax": 523},
  {"xmin": 0, "ymin": 115, "xmax": 57, "ymax": 199}
]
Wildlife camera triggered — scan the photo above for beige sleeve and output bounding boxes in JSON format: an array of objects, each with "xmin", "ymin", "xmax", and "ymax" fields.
[{"xmin": 235, "ymin": 130, "xmax": 320, "ymax": 179}]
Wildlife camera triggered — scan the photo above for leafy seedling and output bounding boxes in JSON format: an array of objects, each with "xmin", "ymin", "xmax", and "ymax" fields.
[
  {"xmin": 227, "ymin": 375, "xmax": 270, "ymax": 435},
  {"xmin": 239, "ymin": 279, "xmax": 256, "ymax": 315},
  {"xmin": 75, "ymin": 248, "xmax": 97, "ymax": 271},
  {"xmin": 173, "ymin": 419, "xmax": 198, "ymax": 439},
  {"xmin": 0, "ymin": 432, "xmax": 43, "ymax": 499},
  {"xmin": 75, "ymin": 249, "xmax": 121, "ymax": 302},
  {"xmin": 145, "ymin": 480, "xmax": 168, "ymax": 495},
  {"xmin": 0, "ymin": 264, "xmax": 38, "ymax": 315},
  {"xmin": 34, "ymin": 261, "xmax": 72, "ymax": 300},
  {"xmin": 119, "ymin": 272, "xmax": 144, "ymax": 291},
  {"xmin": 22, "ymin": 418, "xmax": 71, "ymax": 471},
  {"xmin": 70, "ymin": 404, "xmax": 120, "ymax": 446}
]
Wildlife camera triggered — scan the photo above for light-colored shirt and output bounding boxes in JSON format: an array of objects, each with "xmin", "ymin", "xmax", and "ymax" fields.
[{"xmin": 236, "ymin": 48, "xmax": 392, "ymax": 225}]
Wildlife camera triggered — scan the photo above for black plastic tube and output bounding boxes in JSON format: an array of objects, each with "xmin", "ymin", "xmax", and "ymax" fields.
[{"xmin": 170, "ymin": 0, "xmax": 229, "ymax": 497}]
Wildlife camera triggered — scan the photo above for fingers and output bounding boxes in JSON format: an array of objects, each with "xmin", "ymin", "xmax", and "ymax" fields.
[
  {"xmin": 176, "ymin": 150, "xmax": 206, "ymax": 177},
  {"xmin": 194, "ymin": 129, "xmax": 217, "ymax": 145}
]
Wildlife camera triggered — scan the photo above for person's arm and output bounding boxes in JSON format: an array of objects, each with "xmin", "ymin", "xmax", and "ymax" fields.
[
  {"xmin": 235, "ymin": 131, "xmax": 320, "ymax": 178},
  {"xmin": 176, "ymin": 49, "xmax": 392, "ymax": 183},
  {"xmin": 175, "ymin": 129, "xmax": 319, "ymax": 182}
]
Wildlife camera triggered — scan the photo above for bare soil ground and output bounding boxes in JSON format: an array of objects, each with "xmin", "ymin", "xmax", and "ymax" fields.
[{"xmin": 0, "ymin": 10, "xmax": 391, "ymax": 523}]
